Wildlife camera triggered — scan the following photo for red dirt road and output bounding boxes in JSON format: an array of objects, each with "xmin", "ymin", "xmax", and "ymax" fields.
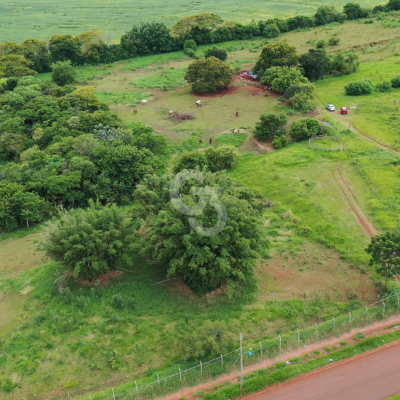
[{"xmin": 245, "ymin": 339, "xmax": 400, "ymax": 400}]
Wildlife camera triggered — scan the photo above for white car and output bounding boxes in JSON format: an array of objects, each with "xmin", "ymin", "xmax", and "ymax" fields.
[{"xmin": 326, "ymin": 104, "xmax": 336, "ymax": 111}]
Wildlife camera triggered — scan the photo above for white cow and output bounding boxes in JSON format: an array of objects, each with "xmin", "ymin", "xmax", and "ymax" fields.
[{"xmin": 142, "ymin": 100, "xmax": 149, "ymax": 104}]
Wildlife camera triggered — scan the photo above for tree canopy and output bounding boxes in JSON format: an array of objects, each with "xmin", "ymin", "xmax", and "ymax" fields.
[
  {"xmin": 261, "ymin": 66, "xmax": 308, "ymax": 93},
  {"xmin": 41, "ymin": 201, "xmax": 134, "ymax": 280},
  {"xmin": 366, "ymin": 232, "xmax": 400, "ymax": 290},
  {"xmin": 253, "ymin": 42, "xmax": 299, "ymax": 77},
  {"xmin": 254, "ymin": 113, "xmax": 288, "ymax": 140},
  {"xmin": 134, "ymin": 173, "xmax": 266, "ymax": 297},
  {"xmin": 185, "ymin": 57, "xmax": 232, "ymax": 92},
  {"xmin": 51, "ymin": 60, "xmax": 76, "ymax": 86}
]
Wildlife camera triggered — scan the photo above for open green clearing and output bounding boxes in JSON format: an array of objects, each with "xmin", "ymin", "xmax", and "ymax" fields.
[
  {"xmin": 4, "ymin": 15, "xmax": 400, "ymax": 400},
  {"xmin": 0, "ymin": 0, "xmax": 389, "ymax": 43}
]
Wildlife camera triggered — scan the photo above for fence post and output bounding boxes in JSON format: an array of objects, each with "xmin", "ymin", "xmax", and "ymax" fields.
[
  {"xmin": 157, "ymin": 374, "xmax": 160, "ymax": 385},
  {"xmin": 179, "ymin": 367, "xmax": 182, "ymax": 380},
  {"xmin": 382, "ymin": 301, "xmax": 385, "ymax": 313},
  {"xmin": 397, "ymin": 296, "xmax": 400, "ymax": 309},
  {"xmin": 333, "ymin": 316, "xmax": 335, "ymax": 327},
  {"xmin": 315, "ymin": 322, "xmax": 318, "ymax": 334},
  {"xmin": 112, "ymin": 388, "xmax": 116, "ymax": 400},
  {"xmin": 297, "ymin": 328, "xmax": 300, "ymax": 342},
  {"xmin": 200, "ymin": 361, "xmax": 203, "ymax": 376},
  {"xmin": 135, "ymin": 381, "xmax": 138, "ymax": 396},
  {"xmin": 89, "ymin": 396, "xmax": 92, "ymax": 400},
  {"xmin": 221, "ymin": 354, "xmax": 223, "ymax": 366},
  {"xmin": 259, "ymin": 341, "xmax": 262, "ymax": 356},
  {"xmin": 240, "ymin": 333, "xmax": 244, "ymax": 397},
  {"xmin": 365, "ymin": 306, "xmax": 368, "ymax": 315}
]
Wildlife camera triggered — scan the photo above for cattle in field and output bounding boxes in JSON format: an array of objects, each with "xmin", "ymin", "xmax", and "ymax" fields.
[
  {"xmin": 196, "ymin": 100, "xmax": 202, "ymax": 107},
  {"xmin": 142, "ymin": 100, "xmax": 149, "ymax": 104}
]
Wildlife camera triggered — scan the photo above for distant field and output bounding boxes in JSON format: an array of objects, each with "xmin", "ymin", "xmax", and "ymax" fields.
[{"xmin": 0, "ymin": 0, "xmax": 387, "ymax": 43}]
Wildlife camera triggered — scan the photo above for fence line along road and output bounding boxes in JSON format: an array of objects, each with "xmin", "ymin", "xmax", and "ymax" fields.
[{"xmin": 67, "ymin": 292, "xmax": 400, "ymax": 400}]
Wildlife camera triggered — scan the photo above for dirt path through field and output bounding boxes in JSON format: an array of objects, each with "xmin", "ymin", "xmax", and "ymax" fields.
[
  {"xmin": 332, "ymin": 169, "xmax": 378, "ymax": 237},
  {"xmin": 158, "ymin": 314, "xmax": 400, "ymax": 400},
  {"xmin": 326, "ymin": 111, "xmax": 398, "ymax": 153}
]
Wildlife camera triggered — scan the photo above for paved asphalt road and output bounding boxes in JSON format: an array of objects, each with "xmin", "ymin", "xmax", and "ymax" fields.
[{"xmin": 245, "ymin": 339, "xmax": 400, "ymax": 400}]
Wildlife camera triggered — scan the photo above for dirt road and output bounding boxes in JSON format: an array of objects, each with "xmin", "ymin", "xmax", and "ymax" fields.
[
  {"xmin": 245, "ymin": 339, "xmax": 400, "ymax": 400},
  {"xmin": 159, "ymin": 314, "xmax": 400, "ymax": 400},
  {"xmin": 332, "ymin": 168, "xmax": 378, "ymax": 236}
]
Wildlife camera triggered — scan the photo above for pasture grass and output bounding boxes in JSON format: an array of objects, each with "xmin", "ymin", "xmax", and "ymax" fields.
[
  {"xmin": 131, "ymin": 68, "xmax": 187, "ymax": 90},
  {"xmin": 0, "ymin": 0, "xmax": 391, "ymax": 44},
  {"xmin": 315, "ymin": 57, "xmax": 400, "ymax": 148}
]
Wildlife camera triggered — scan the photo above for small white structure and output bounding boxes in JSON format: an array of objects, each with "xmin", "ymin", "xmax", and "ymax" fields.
[{"xmin": 142, "ymin": 99, "xmax": 149, "ymax": 104}]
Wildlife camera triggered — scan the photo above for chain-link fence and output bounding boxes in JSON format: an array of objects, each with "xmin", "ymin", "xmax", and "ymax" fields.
[{"xmin": 66, "ymin": 293, "xmax": 400, "ymax": 400}]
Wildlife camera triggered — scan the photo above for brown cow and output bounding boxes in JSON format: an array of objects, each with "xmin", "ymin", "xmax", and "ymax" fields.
[{"xmin": 199, "ymin": 138, "xmax": 203, "ymax": 143}]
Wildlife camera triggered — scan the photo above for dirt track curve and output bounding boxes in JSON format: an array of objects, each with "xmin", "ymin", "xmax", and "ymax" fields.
[
  {"xmin": 245, "ymin": 339, "xmax": 400, "ymax": 400},
  {"xmin": 159, "ymin": 314, "xmax": 400, "ymax": 400},
  {"xmin": 332, "ymin": 168, "xmax": 378, "ymax": 237}
]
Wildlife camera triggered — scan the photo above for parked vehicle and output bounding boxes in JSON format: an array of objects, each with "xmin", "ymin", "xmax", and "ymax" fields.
[
  {"xmin": 326, "ymin": 104, "xmax": 336, "ymax": 111},
  {"xmin": 341, "ymin": 107, "xmax": 348, "ymax": 115}
]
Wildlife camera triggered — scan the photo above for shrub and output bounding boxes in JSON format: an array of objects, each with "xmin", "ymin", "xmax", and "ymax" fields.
[
  {"xmin": 51, "ymin": 60, "xmax": 76, "ymax": 86},
  {"xmin": 340, "ymin": 341, "xmax": 348, "ymax": 346},
  {"xmin": 262, "ymin": 24, "xmax": 280, "ymax": 38},
  {"xmin": 112, "ymin": 294, "xmax": 124, "ymax": 309},
  {"xmin": 316, "ymin": 40, "xmax": 326, "ymax": 48},
  {"xmin": 328, "ymin": 37, "xmax": 340, "ymax": 45},
  {"xmin": 184, "ymin": 39, "xmax": 197, "ymax": 53},
  {"xmin": 254, "ymin": 113, "xmax": 288, "ymax": 140},
  {"xmin": 345, "ymin": 80, "xmax": 372, "ymax": 95},
  {"xmin": 376, "ymin": 80, "xmax": 392, "ymax": 92},
  {"xmin": 289, "ymin": 118, "xmax": 320, "ymax": 141},
  {"xmin": 354, "ymin": 332, "xmax": 366, "ymax": 340},
  {"xmin": 391, "ymin": 76, "xmax": 400, "ymax": 88},
  {"xmin": 204, "ymin": 47, "xmax": 228, "ymax": 61},
  {"xmin": 272, "ymin": 135, "xmax": 289, "ymax": 149}
]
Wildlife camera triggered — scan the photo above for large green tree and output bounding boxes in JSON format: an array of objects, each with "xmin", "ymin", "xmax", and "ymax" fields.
[
  {"xmin": 300, "ymin": 49, "xmax": 331, "ymax": 81},
  {"xmin": 254, "ymin": 113, "xmax": 288, "ymax": 141},
  {"xmin": 185, "ymin": 57, "xmax": 232, "ymax": 92},
  {"xmin": 41, "ymin": 201, "xmax": 134, "ymax": 280},
  {"xmin": 261, "ymin": 66, "xmax": 308, "ymax": 93},
  {"xmin": 171, "ymin": 13, "xmax": 223, "ymax": 41},
  {"xmin": 253, "ymin": 42, "xmax": 299, "ymax": 77},
  {"xmin": 366, "ymin": 232, "xmax": 400, "ymax": 290},
  {"xmin": 134, "ymin": 173, "xmax": 266, "ymax": 297}
]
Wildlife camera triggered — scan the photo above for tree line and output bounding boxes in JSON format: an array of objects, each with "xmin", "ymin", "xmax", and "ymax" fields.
[{"xmin": 1, "ymin": 2, "xmax": 399, "ymax": 77}]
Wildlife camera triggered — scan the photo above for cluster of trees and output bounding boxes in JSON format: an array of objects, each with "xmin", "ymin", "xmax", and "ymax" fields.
[
  {"xmin": 254, "ymin": 42, "xmax": 359, "ymax": 83},
  {"xmin": 0, "ymin": 1, "xmax": 394, "ymax": 78},
  {"xmin": 254, "ymin": 113, "xmax": 328, "ymax": 148},
  {"xmin": 173, "ymin": 145, "xmax": 239, "ymax": 172},
  {"xmin": 250, "ymin": 42, "xmax": 358, "ymax": 115},
  {"xmin": 40, "ymin": 172, "xmax": 266, "ymax": 297},
  {"xmin": 0, "ymin": 75, "xmax": 166, "ymax": 231}
]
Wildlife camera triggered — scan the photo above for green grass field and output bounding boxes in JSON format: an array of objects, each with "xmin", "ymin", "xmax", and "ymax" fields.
[{"xmin": 0, "ymin": 0, "xmax": 390, "ymax": 43}]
